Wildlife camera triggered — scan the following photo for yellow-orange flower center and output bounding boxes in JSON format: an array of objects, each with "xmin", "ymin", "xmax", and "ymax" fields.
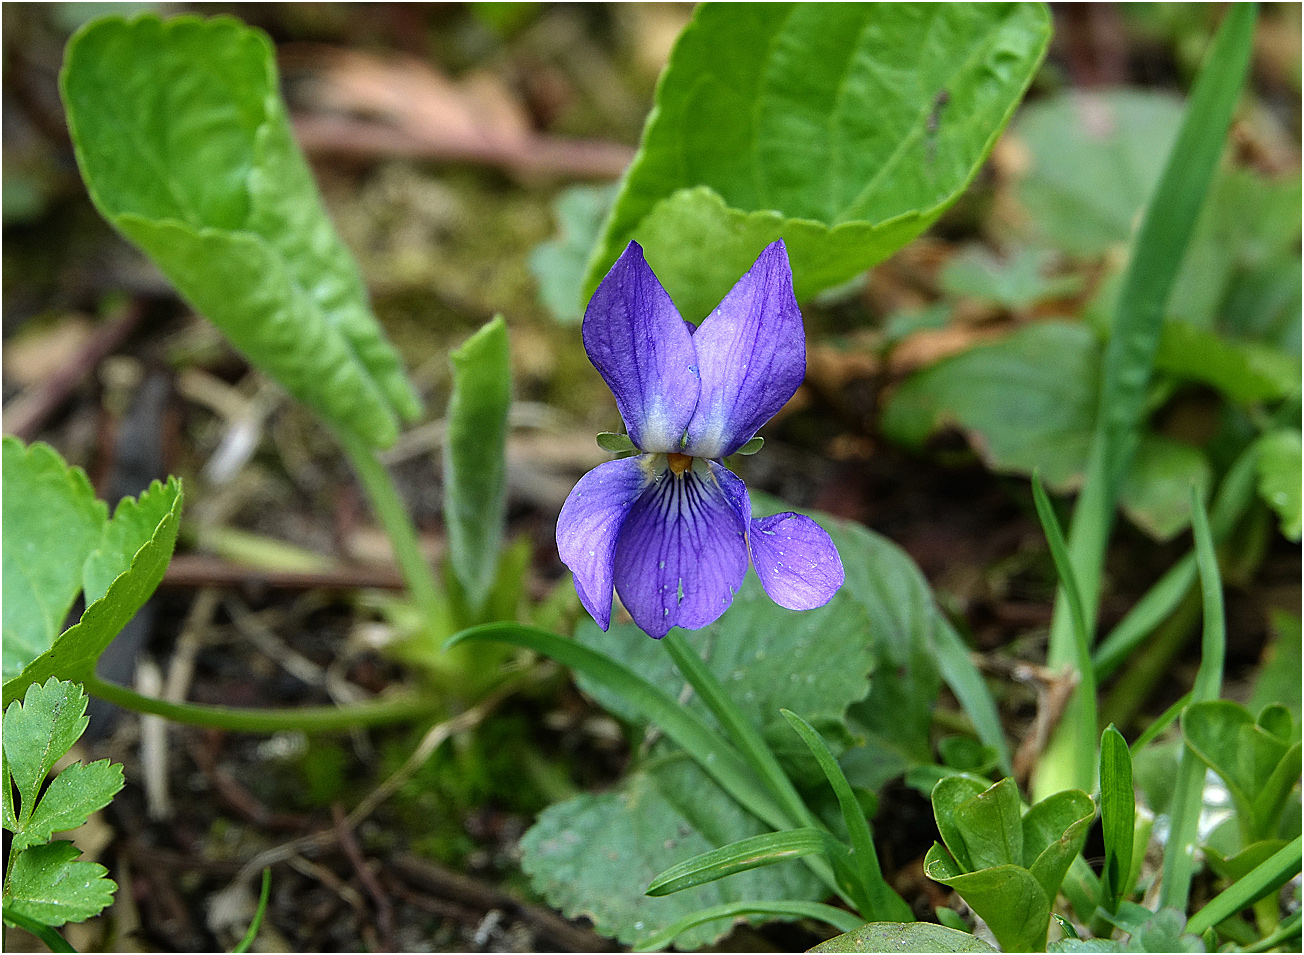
[{"xmin": 667, "ymin": 452, "xmax": 693, "ymax": 475}]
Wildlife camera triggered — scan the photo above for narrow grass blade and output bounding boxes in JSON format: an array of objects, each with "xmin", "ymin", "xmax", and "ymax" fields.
[
  {"xmin": 1098, "ymin": 725, "xmax": 1135, "ymax": 913},
  {"xmin": 934, "ymin": 618, "xmax": 1013, "ymax": 776},
  {"xmin": 1129, "ymin": 691, "xmax": 1192, "ymax": 755},
  {"xmin": 781, "ymin": 709, "xmax": 912, "ymax": 922},
  {"xmin": 1033, "ymin": 471, "xmax": 1098, "ymax": 791},
  {"xmin": 232, "ymin": 869, "xmax": 272, "ymax": 953},
  {"xmin": 1093, "ymin": 443, "xmax": 1259, "ymax": 680},
  {"xmin": 646, "ymin": 828, "xmax": 831, "ymax": 896},
  {"xmin": 1245, "ymin": 909, "xmax": 1302, "ymax": 953},
  {"xmin": 0, "ymin": 911, "xmax": 76, "ymax": 953},
  {"xmin": 1159, "ymin": 491, "xmax": 1227, "ymax": 911},
  {"xmin": 632, "ymin": 901, "xmax": 864, "ymax": 952},
  {"xmin": 1186, "ymin": 836, "xmax": 1302, "ymax": 937},
  {"xmin": 662, "ymin": 631, "xmax": 815, "ymax": 830},
  {"xmin": 1035, "ymin": 2, "xmax": 1257, "ymax": 800},
  {"xmin": 448, "ymin": 623, "xmax": 791, "ymax": 832}
]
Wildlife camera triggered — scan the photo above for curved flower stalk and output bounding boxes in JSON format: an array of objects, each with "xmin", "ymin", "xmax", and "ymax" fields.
[{"xmin": 557, "ymin": 240, "xmax": 843, "ymax": 639}]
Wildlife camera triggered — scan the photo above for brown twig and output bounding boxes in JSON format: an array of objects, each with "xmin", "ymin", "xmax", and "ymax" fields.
[
  {"xmin": 292, "ymin": 114, "xmax": 634, "ymax": 180},
  {"xmin": 390, "ymin": 853, "xmax": 614, "ymax": 952},
  {"xmin": 333, "ymin": 803, "xmax": 396, "ymax": 952},
  {"xmin": 1012, "ymin": 665, "xmax": 1081, "ymax": 785},
  {"xmin": 5, "ymin": 301, "xmax": 147, "ymax": 440}
]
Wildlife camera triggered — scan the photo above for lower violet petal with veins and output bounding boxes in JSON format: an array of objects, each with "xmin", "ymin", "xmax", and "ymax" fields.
[{"xmin": 556, "ymin": 239, "xmax": 845, "ymax": 638}]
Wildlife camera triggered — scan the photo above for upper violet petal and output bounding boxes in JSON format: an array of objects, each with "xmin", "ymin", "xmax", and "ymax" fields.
[
  {"xmin": 684, "ymin": 240, "xmax": 805, "ymax": 458},
  {"xmin": 612, "ymin": 460, "xmax": 749, "ymax": 639},
  {"xmin": 748, "ymin": 512, "xmax": 844, "ymax": 611},
  {"xmin": 583, "ymin": 242, "xmax": 700, "ymax": 453},
  {"xmin": 556, "ymin": 455, "xmax": 653, "ymax": 630}
]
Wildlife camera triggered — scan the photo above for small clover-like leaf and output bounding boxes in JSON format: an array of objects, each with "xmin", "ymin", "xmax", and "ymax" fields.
[
  {"xmin": 3, "ymin": 841, "xmax": 117, "ymax": 928},
  {"xmin": 11, "ymin": 760, "xmax": 124, "ymax": 854},
  {"xmin": 2, "ymin": 679, "xmax": 90, "ymax": 826}
]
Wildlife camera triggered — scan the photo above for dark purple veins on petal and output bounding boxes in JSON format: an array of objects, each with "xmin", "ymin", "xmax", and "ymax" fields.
[{"xmin": 612, "ymin": 462, "xmax": 750, "ymax": 639}]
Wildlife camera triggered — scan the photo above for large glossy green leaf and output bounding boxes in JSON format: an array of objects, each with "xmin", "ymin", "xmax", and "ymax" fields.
[
  {"xmin": 61, "ymin": 15, "xmax": 421, "ymax": 448},
  {"xmin": 2, "ymin": 441, "xmax": 183, "ymax": 706},
  {"xmin": 809, "ymin": 921, "xmax": 998, "ymax": 953},
  {"xmin": 882, "ymin": 320, "xmax": 1211, "ymax": 540},
  {"xmin": 584, "ymin": 3, "xmax": 1051, "ymax": 321},
  {"xmin": 443, "ymin": 316, "xmax": 511, "ymax": 612},
  {"xmin": 521, "ymin": 754, "xmax": 824, "ymax": 950}
]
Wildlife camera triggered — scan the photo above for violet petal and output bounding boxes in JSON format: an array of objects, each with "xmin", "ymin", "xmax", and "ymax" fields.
[
  {"xmin": 684, "ymin": 241, "xmax": 805, "ymax": 458},
  {"xmin": 748, "ymin": 512, "xmax": 844, "ymax": 611},
  {"xmin": 556, "ymin": 455, "xmax": 653, "ymax": 630},
  {"xmin": 583, "ymin": 242, "xmax": 700, "ymax": 453},
  {"xmin": 613, "ymin": 461, "xmax": 750, "ymax": 638}
]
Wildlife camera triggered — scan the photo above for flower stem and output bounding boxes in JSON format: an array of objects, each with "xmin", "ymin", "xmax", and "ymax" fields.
[
  {"xmin": 662, "ymin": 631, "xmax": 817, "ymax": 831},
  {"xmin": 335, "ymin": 427, "xmax": 444, "ymax": 627},
  {"xmin": 83, "ymin": 673, "xmax": 441, "ymax": 733}
]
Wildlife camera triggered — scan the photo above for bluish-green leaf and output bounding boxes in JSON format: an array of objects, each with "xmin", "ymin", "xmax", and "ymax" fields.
[
  {"xmin": 882, "ymin": 320, "xmax": 1212, "ymax": 541},
  {"xmin": 521, "ymin": 757, "xmax": 824, "ymax": 949},
  {"xmin": 940, "ymin": 245, "xmax": 1082, "ymax": 310},
  {"xmin": 3, "ymin": 461, "xmax": 183, "ymax": 706},
  {"xmin": 3, "ymin": 840, "xmax": 116, "ymax": 927},
  {"xmin": 444, "ymin": 316, "xmax": 511, "ymax": 613},
  {"xmin": 1022, "ymin": 790, "xmax": 1095, "ymax": 904},
  {"xmin": 585, "ymin": 3, "xmax": 1051, "ymax": 321},
  {"xmin": 645, "ymin": 827, "xmax": 832, "ymax": 897},
  {"xmin": 61, "ymin": 15, "xmax": 421, "ymax": 447},
  {"xmin": 1009, "ymin": 90, "xmax": 1185, "ymax": 257},
  {"xmin": 1249, "ymin": 610, "xmax": 1302, "ymax": 722},
  {"xmin": 530, "ymin": 184, "xmax": 618, "ymax": 324},
  {"xmin": 809, "ymin": 921, "xmax": 999, "ymax": 953},
  {"xmin": 1255, "ymin": 429, "xmax": 1302, "ymax": 542}
]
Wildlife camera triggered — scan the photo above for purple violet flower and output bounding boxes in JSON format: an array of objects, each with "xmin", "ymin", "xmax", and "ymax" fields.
[{"xmin": 556, "ymin": 239, "xmax": 844, "ymax": 639}]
